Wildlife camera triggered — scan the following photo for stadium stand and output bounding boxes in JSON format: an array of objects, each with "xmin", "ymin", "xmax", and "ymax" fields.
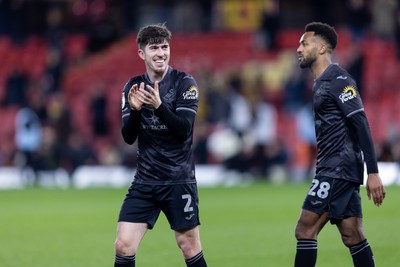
[{"xmin": 0, "ymin": 28, "xmax": 400, "ymax": 173}]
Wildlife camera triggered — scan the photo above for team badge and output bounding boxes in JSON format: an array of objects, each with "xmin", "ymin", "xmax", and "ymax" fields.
[{"xmin": 339, "ymin": 86, "xmax": 357, "ymax": 103}]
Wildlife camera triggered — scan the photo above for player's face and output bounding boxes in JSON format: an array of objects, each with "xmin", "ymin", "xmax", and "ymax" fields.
[
  {"xmin": 139, "ymin": 40, "xmax": 170, "ymax": 77},
  {"xmin": 297, "ymin": 32, "xmax": 318, "ymax": 69}
]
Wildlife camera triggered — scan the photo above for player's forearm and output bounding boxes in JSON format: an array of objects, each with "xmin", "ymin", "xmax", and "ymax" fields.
[
  {"xmin": 121, "ymin": 110, "xmax": 141, "ymax": 144},
  {"xmin": 349, "ymin": 112, "xmax": 379, "ymax": 174},
  {"xmin": 154, "ymin": 102, "xmax": 194, "ymax": 140}
]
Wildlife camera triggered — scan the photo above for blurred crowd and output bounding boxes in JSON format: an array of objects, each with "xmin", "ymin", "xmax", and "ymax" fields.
[{"xmin": 0, "ymin": 0, "xmax": 400, "ymax": 184}]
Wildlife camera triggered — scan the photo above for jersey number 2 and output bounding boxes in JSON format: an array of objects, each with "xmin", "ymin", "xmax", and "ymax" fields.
[{"xmin": 182, "ymin": 194, "xmax": 194, "ymax": 212}]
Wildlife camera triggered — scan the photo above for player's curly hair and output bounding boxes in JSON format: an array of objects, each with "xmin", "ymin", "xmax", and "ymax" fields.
[
  {"xmin": 136, "ymin": 22, "xmax": 172, "ymax": 50},
  {"xmin": 305, "ymin": 22, "xmax": 338, "ymax": 52}
]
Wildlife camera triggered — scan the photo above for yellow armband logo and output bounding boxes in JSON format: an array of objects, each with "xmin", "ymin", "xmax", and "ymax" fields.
[
  {"xmin": 183, "ymin": 86, "xmax": 199, "ymax": 100},
  {"xmin": 339, "ymin": 86, "xmax": 357, "ymax": 103}
]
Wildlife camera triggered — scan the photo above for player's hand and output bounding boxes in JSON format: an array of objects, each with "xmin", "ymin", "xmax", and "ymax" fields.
[
  {"xmin": 128, "ymin": 83, "xmax": 144, "ymax": 110},
  {"xmin": 140, "ymin": 81, "xmax": 162, "ymax": 109},
  {"xmin": 366, "ymin": 173, "xmax": 386, "ymax": 207}
]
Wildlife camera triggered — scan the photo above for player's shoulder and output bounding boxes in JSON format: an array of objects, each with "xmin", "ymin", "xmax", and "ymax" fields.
[
  {"xmin": 325, "ymin": 65, "xmax": 360, "ymax": 103},
  {"xmin": 326, "ymin": 64, "xmax": 356, "ymax": 87},
  {"xmin": 170, "ymin": 67, "xmax": 195, "ymax": 82},
  {"xmin": 169, "ymin": 67, "xmax": 198, "ymax": 93}
]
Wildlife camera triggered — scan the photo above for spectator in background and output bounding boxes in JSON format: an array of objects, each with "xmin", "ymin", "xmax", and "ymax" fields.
[
  {"xmin": 377, "ymin": 140, "xmax": 394, "ymax": 162},
  {"xmin": 370, "ymin": 0, "xmax": 398, "ymax": 39},
  {"xmin": 45, "ymin": 93, "xmax": 71, "ymax": 144},
  {"xmin": 27, "ymin": 81, "xmax": 49, "ymax": 123},
  {"xmin": 41, "ymin": 49, "xmax": 64, "ymax": 94},
  {"xmin": 119, "ymin": 0, "xmax": 138, "ymax": 33},
  {"xmin": 3, "ymin": 65, "xmax": 28, "ymax": 107},
  {"xmin": 248, "ymin": 87, "xmax": 287, "ymax": 180},
  {"xmin": 283, "ymin": 61, "xmax": 310, "ymax": 114},
  {"xmin": 14, "ymin": 107, "xmax": 42, "ymax": 169},
  {"xmin": 294, "ymin": 103, "xmax": 317, "ymax": 182},
  {"xmin": 345, "ymin": 0, "xmax": 371, "ymax": 41},
  {"xmin": 118, "ymin": 138, "xmax": 138, "ymax": 168},
  {"xmin": 87, "ymin": 0, "xmax": 121, "ymax": 53},
  {"xmin": 222, "ymin": 72, "xmax": 253, "ymax": 174},
  {"xmin": 222, "ymin": 74, "xmax": 289, "ymax": 181},
  {"xmin": 35, "ymin": 125, "xmax": 61, "ymax": 171},
  {"xmin": 261, "ymin": 138, "xmax": 289, "ymax": 182},
  {"xmin": 193, "ymin": 119, "xmax": 210, "ymax": 164},
  {"xmin": 256, "ymin": 0, "xmax": 280, "ymax": 50},
  {"xmin": 60, "ymin": 131, "xmax": 97, "ymax": 175},
  {"xmin": 173, "ymin": 1, "xmax": 204, "ymax": 32},
  {"xmin": 346, "ymin": 42, "xmax": 365, "ymax": 96},
  {"xmin": 97, "ymin": 141, "xmax": 122, "ymax": 166},
  {"xmin": 226, "ymin": 73, "xmax": 251, "ymax": 137},
  {"xmin": 203, "ymin": 78, "xmax": 230, "ymax": 125},
  {"xmin": 199, "ymin": 0, "xmax": 213, "ymax": 32},
  {"xmin": 1, "ymin": 0, "xmax": 26, "ymax": 44},
  {"xmin": 90, "ymin": 82, "xmax": 109, "ymax": 137},
  {"xmin": 45, "ymin": 6, "xmax": 65, "ymax": 51}
]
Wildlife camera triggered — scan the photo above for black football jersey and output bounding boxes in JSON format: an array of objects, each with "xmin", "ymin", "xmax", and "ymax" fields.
[
  {"xmin": 312, "ymin": 64, "xmax": 365, "ymax": 184},
  {"xmin": 121, "ymin": 67, "xmax": 198, "ymax": 185}
]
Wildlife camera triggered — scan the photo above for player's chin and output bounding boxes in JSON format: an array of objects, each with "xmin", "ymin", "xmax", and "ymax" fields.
[
  {"xmin": 154, "ymin": 66, "xmax": 167, "ymax": 75},
  {"xmin": 298, "ymin": 61, "xmax": 307, "ymax": 69}
]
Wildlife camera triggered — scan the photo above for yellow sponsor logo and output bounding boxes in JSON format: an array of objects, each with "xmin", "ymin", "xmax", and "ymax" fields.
[
  {"xmin": 339, "ymin": 86, "xmax": 357, "ymax": 103},
  {"xmin": 183, "ymin": 86, "xmax": 199, "ymax": 100}
]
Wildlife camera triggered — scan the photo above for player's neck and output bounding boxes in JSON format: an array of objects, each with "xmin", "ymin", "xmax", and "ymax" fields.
[
  {"xmin": 147, "ymin": 66, "xmax": 169, "ymax": 83},
  {"xmin": 311, "ymin": 57, "xmax": 332, "ymax": 78}
]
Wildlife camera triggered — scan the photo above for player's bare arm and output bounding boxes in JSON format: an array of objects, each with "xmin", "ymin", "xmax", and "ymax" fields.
[{"xmin": 366, "ymin": 173, "xmax": 386, "ymax": 207}]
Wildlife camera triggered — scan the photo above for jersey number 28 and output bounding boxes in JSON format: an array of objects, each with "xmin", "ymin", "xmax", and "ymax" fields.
[{"xmin": 308, "ymin": 179, "xmax": 331, "ymax": 199}]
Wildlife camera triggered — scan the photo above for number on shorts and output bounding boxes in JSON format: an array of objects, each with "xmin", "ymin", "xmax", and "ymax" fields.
[
  {"xmin": 182, "ymin": 194, "xmax": 193, "ymax": 212},
  {"xmin": 307, "ymin": 179, "xmax": 331, "ymax": 199}
]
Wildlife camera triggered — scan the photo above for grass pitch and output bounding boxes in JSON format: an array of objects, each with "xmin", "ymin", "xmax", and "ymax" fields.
[{"xmin": 0, "ymin": 182, "xmax": 398, "ymax": 267}]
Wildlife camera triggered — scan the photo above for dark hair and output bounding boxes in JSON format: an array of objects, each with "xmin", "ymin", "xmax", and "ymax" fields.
[
  {"xmin": 305, "ymin": 22, "xmax": 338, "ymax": 51},
  {"xmin": 136, "ymin": 23, "xmax": 172, "ymax": 50}
]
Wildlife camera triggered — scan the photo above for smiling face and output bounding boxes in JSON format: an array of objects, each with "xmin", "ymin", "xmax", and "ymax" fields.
[{"xmin": 138, "ymin": 40, "xmax": 170, "ymax": 81}]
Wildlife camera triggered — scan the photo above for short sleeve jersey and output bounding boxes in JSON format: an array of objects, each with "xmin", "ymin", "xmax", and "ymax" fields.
[
  {"xmin": 312, "ymin": 64, "xmax": 365, "ymax": 184},
  {"xmin": 121, "ymin": 67, "xmax": 199, "ymax": 185}
]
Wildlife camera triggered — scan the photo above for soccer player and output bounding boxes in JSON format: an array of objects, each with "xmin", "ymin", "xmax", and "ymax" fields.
[
  {"xmin": 293, "ymin": 22, "xmax": 386, "ymax": 267},
  {"xmin": 114, "ymin": 23, "xmax": 207, "ymax": 267}
]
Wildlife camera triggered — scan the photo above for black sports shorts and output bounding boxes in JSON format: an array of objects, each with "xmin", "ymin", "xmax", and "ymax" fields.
[
  {"xmin": 118, "ymin": 183, "xmax": 200, "ymax": 230},
  {"xmin": 302, "ymin": 176, "xmax": 362, "ymax": 224}
]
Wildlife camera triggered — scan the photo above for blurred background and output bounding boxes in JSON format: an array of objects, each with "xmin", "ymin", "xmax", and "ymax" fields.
[{"xmin": 0, "ymin": 0, "xmax": 399, "ymax": 189}]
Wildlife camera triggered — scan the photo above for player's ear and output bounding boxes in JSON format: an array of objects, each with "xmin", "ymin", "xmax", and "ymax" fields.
[
  {"xmin": 319, "ymin": 43, "xmax": 328, "ymax": 55},
  {"xmin": 138, "ymin": 49, "xmax": 145, "ymax": 60}
]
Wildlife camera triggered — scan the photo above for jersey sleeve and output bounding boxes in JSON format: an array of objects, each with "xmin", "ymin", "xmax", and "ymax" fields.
[
  {"xmin": 121, "ymin": 79, "xmax": 133, "ymax": 122},
  {"xmin": 330, "ymin": 76, "xmax": 364, "ymax": 117},
  {"xmin": 176, "ymin": 74, "xmax": 199, "ymax": 115},
  {"xmin": 348, "ymin": 112, "xmax": 379, "ymax": 174},
  {"xmin": 153, "ymin": 73, "xmax": 198, "ymax": 140},
  {"xmin": 155, "ymin": 103, "xmax": 195, "ymax": 140},
  {"xmin": 121, "ymin": 78, "xmax": 141, "ymax": 145}
]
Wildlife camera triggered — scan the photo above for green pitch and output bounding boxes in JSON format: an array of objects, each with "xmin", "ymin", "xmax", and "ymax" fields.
[{"xmin": 1, "ymin": 182, "xmax": 399, "ymax": 267}]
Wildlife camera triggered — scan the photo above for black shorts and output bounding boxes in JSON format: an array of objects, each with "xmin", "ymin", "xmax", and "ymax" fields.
[
  {"xmin": 302, "ymin": 176, "xmax": 362, "ymax": 224},
  {"xmin": 118, "ymin": 183, "xmax": 200, "ymax": 230}
]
